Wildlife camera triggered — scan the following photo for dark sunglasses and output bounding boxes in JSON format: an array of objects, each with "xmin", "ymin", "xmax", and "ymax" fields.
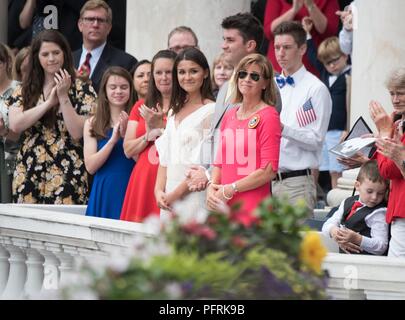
[{"xmin": 238, "ymin": 70, "xmax": 261, "ymax": 82}]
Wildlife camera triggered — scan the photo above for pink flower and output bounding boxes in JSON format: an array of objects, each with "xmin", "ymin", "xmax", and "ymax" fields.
[{"xmin": 182, "ymin": 221, "xmax": 217, "ymax": 240}]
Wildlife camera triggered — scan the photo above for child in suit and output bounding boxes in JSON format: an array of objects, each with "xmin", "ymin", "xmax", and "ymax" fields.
[{"xmin": 322, "ymin": 160, "xmax": 389, "ymax": 255}]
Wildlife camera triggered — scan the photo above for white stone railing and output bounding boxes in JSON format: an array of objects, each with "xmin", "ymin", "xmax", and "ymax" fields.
[
  {"xmin": 0, "ymin": 204, "xmax": 155, "ymax": 300},
  {"xmin": 322, "ymin": 252, "xmax": 405, "ymax": 300},
  {"xmin": 320, "ymin": 232, "xmax": 405, "ymax": 300},
  {"xmin": 1, "ymin": 203, "xmax": 405, "ymax": 300}
]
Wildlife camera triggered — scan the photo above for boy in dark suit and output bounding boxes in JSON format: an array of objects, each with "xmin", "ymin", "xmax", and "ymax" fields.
[{"xmin": 322, "ymin": 160, "xmax": 389, "ymax": 255}]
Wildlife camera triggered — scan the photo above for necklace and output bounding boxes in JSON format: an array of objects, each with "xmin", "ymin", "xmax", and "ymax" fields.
[{"xmin": 237, "ymin": 103, "xmax": 262, "ymax": 120}]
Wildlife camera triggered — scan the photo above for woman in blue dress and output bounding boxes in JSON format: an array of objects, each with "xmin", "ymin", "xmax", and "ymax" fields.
[{"xmin": 84, "ymin": 66, "xmax": 136, "ymax": 219}]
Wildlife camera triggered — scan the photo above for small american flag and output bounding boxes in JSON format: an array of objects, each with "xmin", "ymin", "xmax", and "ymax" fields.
[{"xmin": 296, "ymin": 98, "xmax": 317, "ymax": 127}]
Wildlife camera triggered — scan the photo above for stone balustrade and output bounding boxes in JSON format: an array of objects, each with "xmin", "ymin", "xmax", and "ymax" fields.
[
  {"xmin": 322, "ymin": 252, "xmax": 405, "ymax": 300},
  {"xmin": 0, "ymin": 204, "xmax": 156, "ymax": 299},
  {"xmin": 1, "ymin": 203, "xmax": 405, "ymax": 300}
]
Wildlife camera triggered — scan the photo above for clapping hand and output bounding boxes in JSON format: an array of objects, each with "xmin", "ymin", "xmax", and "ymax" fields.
[
  {"xmin": 302, "ymin": 16, "xmax": 313, "ymax": 34},
  {"xmin": 46, "ymin": 85, "xmax": 59, "ymax": 109},
  {"xmin": 146, "ymin": 128, "xmax": 163, "ymax": 141},
  {"xmin": 292, "ymin": 0, "xmax": 304, "ymax": 13},
  {"xmin": 369, "ymin": 101, "xmax": 394, "ymax": 138},
  {"xmin": 140, "ymin": 103, "xmax": 164, "ymax": 129},
  {"xmin": 54, "ymin": 69, "xmax": 72, "ymax": 99},
  {"xmin": 376, "ymin": 136, "xmax": 405, "ymax": 163},
  {"xmin": 110, "ymin": 122, "xmax": 121, "ymax": 145},
  {"xmin": 119, "ymin": 111, "xmax": 129, "ymax": 138},
  {"xmin": 336, "ymin": 6, "xmax": 353, "ymax": 31}
]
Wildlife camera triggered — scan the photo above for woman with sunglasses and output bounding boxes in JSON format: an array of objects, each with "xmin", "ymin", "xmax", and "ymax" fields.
[{"xmin": 206, "ymin": 53, "xmax": 281, "ymax": 226}]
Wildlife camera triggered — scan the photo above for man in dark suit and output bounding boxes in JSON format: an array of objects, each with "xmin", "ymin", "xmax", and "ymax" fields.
[{"xmin": 73, "ymin": 0, "xmax": 137, "ymax": 93}]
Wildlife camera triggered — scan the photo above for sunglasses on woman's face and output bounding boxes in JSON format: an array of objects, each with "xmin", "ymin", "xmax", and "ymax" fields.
[{"xmin": 238, "ymin": 70, "xmax": 261, "ymax": 82}]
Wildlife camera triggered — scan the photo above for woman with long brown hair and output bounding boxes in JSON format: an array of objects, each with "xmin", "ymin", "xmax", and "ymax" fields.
[
  {"xmin": 154, "ymin": 47, "xmax": 215, "ymax": 223},
  {"xmin": 7, "ymin": 30, "xmax": 97, "ymax": 204},
  {"xmin": 84, "ymin": 66, "xmax": 135, "ymax": 219},
  {"xmin": 120, "ymin": 49, "xmax": 176, "ymax": 222}
]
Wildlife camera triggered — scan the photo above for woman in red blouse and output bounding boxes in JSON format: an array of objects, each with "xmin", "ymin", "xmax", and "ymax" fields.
[
  {"xmin": 369, "ymin": 68, "xmax": 405, "ymax": 257},
  {"xmin": 264, "ymin": 0, "xmax": 339, "ymax": 76}
]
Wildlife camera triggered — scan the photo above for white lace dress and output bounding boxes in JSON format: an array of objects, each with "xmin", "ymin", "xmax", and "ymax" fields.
[{"xmin": 155, "ymin": 102, "xmax": 215, "ymax": 223}]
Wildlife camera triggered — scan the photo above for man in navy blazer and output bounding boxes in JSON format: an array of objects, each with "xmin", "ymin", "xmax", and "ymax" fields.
[{"xmin": 73, "ymin": 0, "xmax": 137, "ymax": 93}]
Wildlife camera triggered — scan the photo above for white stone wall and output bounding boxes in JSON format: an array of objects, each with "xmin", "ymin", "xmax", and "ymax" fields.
[
  {"xmin": 350, "ymin": 0, "xmax": 405, "ymax": 130},
  {"xmin": 126, "ymin": 0, "xmax": 251, "ymax": 66}
]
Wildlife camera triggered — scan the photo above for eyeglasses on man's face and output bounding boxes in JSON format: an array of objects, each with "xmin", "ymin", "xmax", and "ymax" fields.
[
  {"xmin": 238, "ymin": 70, "xmax": 261, "ymax": 82},
  {"xmin": 81, "ymin": 17, "xmax": 109, "ymax": 25}
]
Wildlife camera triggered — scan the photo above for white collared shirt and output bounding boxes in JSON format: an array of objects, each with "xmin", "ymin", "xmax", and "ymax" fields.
[
  {"xmin": 79, "ymin": 42, "xmax": 107, "ymax": 78},
  {"xmin": 322, "ymin": 198, "xmax": 389, "ymax": 255},
  {"xmin": 276, "ymin": 65, "xmax": 332, "ymax": 171},
  {"xmin": 329, "ymin": 65, "xmax": 351, "ymax": 87}
]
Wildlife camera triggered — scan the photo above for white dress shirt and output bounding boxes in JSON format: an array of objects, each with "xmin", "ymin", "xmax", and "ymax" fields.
[
  {"xmin": 277, "ymin": 65, "xmax": 332, "ymax": 172},
  {"xmin": 79, "ymin": 42, "xmax": 107, "ymax": 78},
  {"xmin": 322, "ymin": 199, "xmax": 389, "ymax": 255}
]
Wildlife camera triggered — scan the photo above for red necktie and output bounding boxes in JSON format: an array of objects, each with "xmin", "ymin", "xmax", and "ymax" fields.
[
  {"xmin": 79, "ymin": 52, "xmax": 92, "ymax": 76},
  {"xmin": 346, "ymin": 201, "xmax": 363, "ymax": 221}
]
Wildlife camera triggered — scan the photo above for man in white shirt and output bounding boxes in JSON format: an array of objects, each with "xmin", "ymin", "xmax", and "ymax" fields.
[{"xmin": 272, "ymin": 21, "xmax": 332, "ymax": 214}]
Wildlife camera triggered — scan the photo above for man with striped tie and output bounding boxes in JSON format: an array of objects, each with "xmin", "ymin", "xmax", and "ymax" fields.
[{"xmin": 272, "ymin": 21, "xmax": 332, "ymax": 215}]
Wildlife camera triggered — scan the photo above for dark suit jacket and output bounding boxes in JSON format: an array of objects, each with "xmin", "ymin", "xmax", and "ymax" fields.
[
  {"xmin": 73, "ymin": 43, "xmax": 137, "ymax": 93},
  {"xmin": 306, "ymin": 38, "xmax": 351, "ymax": 131}
]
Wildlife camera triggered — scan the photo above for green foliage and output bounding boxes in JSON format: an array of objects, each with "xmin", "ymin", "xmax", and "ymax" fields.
[{"xmin": 65, "ymin": 196, "xmax": 328, "ymax": 299}]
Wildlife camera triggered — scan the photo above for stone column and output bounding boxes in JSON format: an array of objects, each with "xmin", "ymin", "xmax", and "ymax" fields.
[
  {"xmin": 126, "ymin": 0, "xmax": 251, "ymax": 65},
  {"xmin": 0, "ymin": 245, "xmax": 10, "ymax": 295},
  {"xmin": 0, "ymin": 0, "xmax": 7, "ymax": 44},
  {"xmin": 350, "ymin": 0, "xmax": 405, "ymax": 130}
]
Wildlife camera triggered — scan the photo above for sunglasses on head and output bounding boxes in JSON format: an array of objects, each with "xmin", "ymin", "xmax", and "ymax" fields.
[{"xmin": 238, "ymin": 70, "xmax": 261, "ymax": 82}]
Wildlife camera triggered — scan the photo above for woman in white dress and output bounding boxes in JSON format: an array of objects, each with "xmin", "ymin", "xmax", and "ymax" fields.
[{"xmin": 155, "ymin": 47, "xmax": 215, "ymax": 223}]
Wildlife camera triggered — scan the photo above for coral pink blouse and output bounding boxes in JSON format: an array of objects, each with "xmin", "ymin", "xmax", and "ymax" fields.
[{"xmin": 214, "ymin": 105, "xmax": 281, "ymax": 216}]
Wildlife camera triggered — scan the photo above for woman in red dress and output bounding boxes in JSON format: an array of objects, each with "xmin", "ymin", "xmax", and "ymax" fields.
[{"xmin": 120, "ymin": 50, "xmax": 176, "ymax": 222}]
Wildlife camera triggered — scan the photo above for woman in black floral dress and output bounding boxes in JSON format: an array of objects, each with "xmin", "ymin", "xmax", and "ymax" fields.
[{"xmin": 6, "ymin": 30, "xmax": 97, "ymax": 204}]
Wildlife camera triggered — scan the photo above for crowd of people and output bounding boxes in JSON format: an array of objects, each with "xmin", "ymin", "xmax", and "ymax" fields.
[{"xmin": 1, "ymin": 0, "xmax": 405, "ymax": 258}]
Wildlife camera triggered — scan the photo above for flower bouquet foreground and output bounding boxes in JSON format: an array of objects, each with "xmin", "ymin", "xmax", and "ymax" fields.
[{"xmin": 63, "ymin": 196, "xmax": 329, "ymax": 299}]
